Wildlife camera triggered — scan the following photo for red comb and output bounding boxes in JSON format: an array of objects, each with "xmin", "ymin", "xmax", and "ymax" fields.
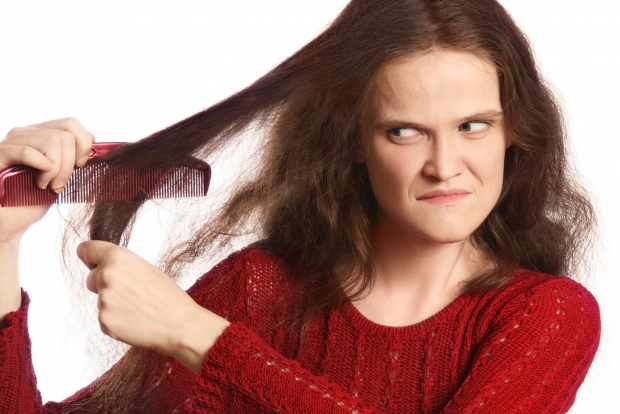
[{"xmin": 0, "ymin": 142, "xmax": 211, "ymax": 207}]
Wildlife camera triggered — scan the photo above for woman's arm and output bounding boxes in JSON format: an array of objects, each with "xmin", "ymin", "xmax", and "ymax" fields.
[
  {"xmin": 0, "ymin": 248, "xmax": 246, "ymax": 413},
  {"xmin": 77, "ymin": 242, "xmax": 599, "ymax": 413},
  {"xmin": 0, "ymin": 240, "xmax": 22, "ymax": 330},
  {"xmin": 0, "ymin": 118, "xmax": 94, "ymax": 328},
  {"xmin": 71, "ymin": 242, "xmax": 379, "ymax": 413},
  {"xmin": 185, "ymin": 275, "xmax": 599, "ymax": 413},
  {"xmin": 192, "ymin": 322, "xmax": 378, "ymax": 413},
  {"xmin": 3, "ymin": 241, "xmax": 599, "ymax": 413},
  {"xmin": 0, "ymin": 118, "xmax": 96, "ymax": 412}
]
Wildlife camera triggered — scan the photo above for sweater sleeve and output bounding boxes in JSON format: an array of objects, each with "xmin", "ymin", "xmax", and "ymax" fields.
[
  {"xmin": 188, "ymin": 275, "xmax": 600, "ymax": 414},
  {"xmin": 0, "ymin": 248, "xmax": 281, "ymax": 414},
  {"xmin": 0, "ymin": 248, "xmax": 266, "ymax": 414},
  {"xmin": 184, "ymin": 249, "xmax": 380, "ymax": 414},
  {"xmin": 191, "ymin": 323, "xmax": 376, "ymax": 413},
  {"xmin": 0, "ymin": 290, "xmax": 68, "ymax": 413},
  {"xmin": 0, "ymin": 290, "xmax": 163, "ymax": 414}
]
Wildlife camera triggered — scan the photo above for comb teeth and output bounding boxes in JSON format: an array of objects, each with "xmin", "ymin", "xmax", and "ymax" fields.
[
  {"xmin": 1, "ymin": 162, "xmax": 210, "ymax": 207},
  {"xmin": 3, "ymin": 172, "xmax": 58, "ymax": 206}
]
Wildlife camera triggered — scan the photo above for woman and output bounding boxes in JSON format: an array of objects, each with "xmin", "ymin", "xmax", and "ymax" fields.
[{"xmin": 0, "ymin": 0, "xmax": 600, "ymax": 412}]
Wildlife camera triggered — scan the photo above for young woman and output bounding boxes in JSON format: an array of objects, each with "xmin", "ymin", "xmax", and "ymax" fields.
[{"xmin": 0, "ymin": 0, "xmax": 600, "ymax": 413}]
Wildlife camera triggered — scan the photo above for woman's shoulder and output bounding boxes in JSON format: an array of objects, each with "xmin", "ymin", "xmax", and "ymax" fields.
[
  {"xmin": 493, "ymin": 269, "xmax": 598, "ymax": 308},
  {"xmin": 475, "ymin": 269, "xmax": 600, "ymax": 337}
]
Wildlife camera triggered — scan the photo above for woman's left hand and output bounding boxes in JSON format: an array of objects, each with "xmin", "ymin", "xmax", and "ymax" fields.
[{"xmin": 77, "ymin": 240, "xmax": 230, "ymax": 373}]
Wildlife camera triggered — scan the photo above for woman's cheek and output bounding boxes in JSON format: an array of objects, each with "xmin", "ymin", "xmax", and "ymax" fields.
[{"xmin": 369, "ymin": 152, "xmax": 423, "ymax": 221}]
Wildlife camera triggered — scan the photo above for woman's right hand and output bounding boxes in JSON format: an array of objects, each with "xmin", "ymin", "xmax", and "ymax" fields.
[
  {"xmin": 0, "ymin": 117, "xmax": 94, "ymax": 324},
  {"xmin": 0, "ymin": 117, "xmax": 94, "ymax": 244}
]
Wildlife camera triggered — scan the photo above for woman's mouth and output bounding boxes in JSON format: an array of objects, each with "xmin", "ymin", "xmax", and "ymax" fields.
[{"xmin": 417, "ymin": 189, "xmax": 471, "ymax": 205}]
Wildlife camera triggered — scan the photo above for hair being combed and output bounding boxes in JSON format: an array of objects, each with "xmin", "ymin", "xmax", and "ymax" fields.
[{"xmin": 61, "ymin": 0, "xmax": 596, "ymax": 412}]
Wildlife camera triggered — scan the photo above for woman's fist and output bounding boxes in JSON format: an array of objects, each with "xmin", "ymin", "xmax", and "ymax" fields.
[
  {"xmin": 0, "ymin": 118, "xmax": 94, "ymax": 243},
  {"xmin": 77, "ymin": 241, "xmax": 230, "ymax": 373},
  {"xmin": 1, "ymin": 117, "xmax": 94, "ymax": 192}
]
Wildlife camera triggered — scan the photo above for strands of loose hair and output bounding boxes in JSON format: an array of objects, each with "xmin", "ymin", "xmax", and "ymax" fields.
[{"xmin": 59, "ymin": 0, "xmax": 597, "ymax": 412}]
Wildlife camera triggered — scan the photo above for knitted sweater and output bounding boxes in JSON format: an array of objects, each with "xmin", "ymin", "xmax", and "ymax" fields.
[{"xmin": 0, "ymin": 247, "xmax": 601, "ymax": 413}]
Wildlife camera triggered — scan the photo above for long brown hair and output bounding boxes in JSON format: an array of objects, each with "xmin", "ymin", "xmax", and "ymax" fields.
[{"xmin": 63, "ymin": 0, "xmax": 596, "ymax": 411}]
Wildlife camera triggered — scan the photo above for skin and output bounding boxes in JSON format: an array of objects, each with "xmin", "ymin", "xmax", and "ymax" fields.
[
  {"xmin": 354, "ymin": 50, "xmax": 510, "ymax": 326},
  {"xmin": 77, "ymin": 240, "xmax": 229, "ymax": 372},
  {"xmin": 0, "ymin": 48, "xmax": 509, "ymax": 373}
]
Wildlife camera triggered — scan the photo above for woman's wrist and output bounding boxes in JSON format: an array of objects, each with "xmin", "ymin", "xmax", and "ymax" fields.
[
  {"xmin": 173, "ymin": 305, "xmax": 231, "ymax": 374},
  {"xmin": 0, "ymin": 238, "xmax": 23, "ymax": 328}
]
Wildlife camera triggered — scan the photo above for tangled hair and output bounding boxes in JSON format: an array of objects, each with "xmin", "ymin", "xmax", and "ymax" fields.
[{"xmin": 63, "ymin": 0, "xmax": 596, "ymax": 411}]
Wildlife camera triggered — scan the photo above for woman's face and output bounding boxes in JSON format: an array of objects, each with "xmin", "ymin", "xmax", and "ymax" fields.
[{"xmin": 361, "ymin": 49, "xmax": 509, "ymax": 244}]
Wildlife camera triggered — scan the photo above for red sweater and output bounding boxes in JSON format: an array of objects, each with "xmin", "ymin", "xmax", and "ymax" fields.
[{"xmin": 0, "ymin": 247, "xmax": 601, "ymax": 413}]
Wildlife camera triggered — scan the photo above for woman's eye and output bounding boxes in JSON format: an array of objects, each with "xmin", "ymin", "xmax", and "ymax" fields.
[
  {"xmin": 388, "ymin": 127, "xmax": 420, "ymax": 138},
  {"xmin": 459, "ymin": 121, "xmax": 488, "ymax": 132}
]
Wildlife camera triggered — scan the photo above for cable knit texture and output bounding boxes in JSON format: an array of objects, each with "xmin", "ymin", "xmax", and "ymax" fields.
[{"xmin": 0, "ymin": 247, "xmax": 601, "ymax": 413}]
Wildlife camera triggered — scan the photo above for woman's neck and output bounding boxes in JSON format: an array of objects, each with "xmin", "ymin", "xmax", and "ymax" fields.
[
  {"xmin": 373, "ymin": 219, "xmax": 475, "ymax": 292},
  {"xmin": 353, "ymin": 213, "xmax": 489, "ymax": 324}
]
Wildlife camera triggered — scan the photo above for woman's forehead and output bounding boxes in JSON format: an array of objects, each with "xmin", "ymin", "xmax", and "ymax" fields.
[{"xmin": 374, "ymin": 50, "xmax": 502, "ymax": 125}]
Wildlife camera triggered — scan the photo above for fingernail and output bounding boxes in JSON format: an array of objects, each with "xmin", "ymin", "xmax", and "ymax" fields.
[
  {"xmin": 76, "ymin": 156, "xmax": 89, "ymax": 168},
  {"xmin": 52, "ymin": 186, "xmax": 65, "ymax": 194}
]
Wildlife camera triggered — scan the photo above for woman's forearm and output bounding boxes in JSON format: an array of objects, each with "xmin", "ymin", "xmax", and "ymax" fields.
[{"xmin": 0, "ymin": 238, "xmax": 22, "ymax": 329}]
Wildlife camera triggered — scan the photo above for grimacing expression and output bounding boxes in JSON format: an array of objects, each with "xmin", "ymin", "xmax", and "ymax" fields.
[{"xmin": 361, "ymin": 49, "xmax": 510, "ymax": 244}]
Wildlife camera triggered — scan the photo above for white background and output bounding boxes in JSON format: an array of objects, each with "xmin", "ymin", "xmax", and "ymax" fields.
[{"xmin": 0, "ymin": 1, "xmax": 618, "ymax": 411}]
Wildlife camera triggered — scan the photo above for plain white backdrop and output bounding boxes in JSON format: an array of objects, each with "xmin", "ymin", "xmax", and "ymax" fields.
[{"xmin": 0, "ymin": 1, "xmax": 618, "ymax": 412}]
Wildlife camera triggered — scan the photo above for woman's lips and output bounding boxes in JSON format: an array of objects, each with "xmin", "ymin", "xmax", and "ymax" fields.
[{"xmin": 417, "ymin": 189, "xmax": 471, "ymax": 205}]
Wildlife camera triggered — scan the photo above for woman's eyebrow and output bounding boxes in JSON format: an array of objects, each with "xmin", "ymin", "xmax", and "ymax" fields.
[
  {"xmin": 459, "ymin": 110, "xmax": 504, "ymax": 122},
  {"xmin": 374, "ymin": 110, "xmax": 504, "ymax": 129}
]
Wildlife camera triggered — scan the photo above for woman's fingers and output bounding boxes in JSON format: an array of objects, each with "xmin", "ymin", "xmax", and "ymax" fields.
[
  {"xmin": 78, "ymin": 240, "xmax": 116, "ymax": 268},
  {"xmin": 1, "ymin": 118, "xmax": 95, "ymax": 191},
  {"xmin": 76, "ymin": 240, "xmax": 229, "ymax": 368},
  {"xmin": 77, "ymin": 240, "xmax": 118, "ymax": 264},
  {"xmin": 0, "ymin": 118, "xmax": 94, "ymax": 242},
  {"xmin": 48, "ymin": 129, "xmax": 76, "ymax": 193},
  {"xmin": 31, "ymin": 117, "xmax": 94, "ymax": 167},
  {"xmin": 0, "ymin": 145, "xmax": 53, "ymax": 173},
  {"xmin": 80, "ymin": 245, "xmax": 113, "ymax": 294},
  {"xmin": 34, "ymin": 130, "xmax": 66, "ymax": 191},
  {"xmin": 77, "ymin": 241, "xmax": 195, "ymax": 355},
  {"xmin": 3, "ymin": 127, "xmax": 69, "ymax": 191},
  {"xmin": 29, "ymin": 118, "xmax": 94, "ymax": 191}
]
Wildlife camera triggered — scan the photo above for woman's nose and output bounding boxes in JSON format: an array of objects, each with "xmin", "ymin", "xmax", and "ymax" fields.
[{"xmin": 422, "ymin": 134, "xmax": 464, "ymax": 181}]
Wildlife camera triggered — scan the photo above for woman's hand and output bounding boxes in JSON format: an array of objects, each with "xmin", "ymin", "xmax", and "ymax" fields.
[
  {"xmin": 0, "ymin": 117, "xmax": 94, "ymax": 243},
  {"xmin": 0, "ymin": 117, "xmax": 94, "ymax": 326},
  {"xmin": 77, "ymin": 240, "xmax": 230, "ymax": 373}
]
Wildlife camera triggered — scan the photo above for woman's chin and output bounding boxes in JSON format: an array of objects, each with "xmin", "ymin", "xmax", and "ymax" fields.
[
  {"xmin": 412, "ymin": 224, "xmax": 478, "ymax": 245},
  {"xmin": 422, "ymin": 233, "xmax": 471, "ymax": 245}
]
